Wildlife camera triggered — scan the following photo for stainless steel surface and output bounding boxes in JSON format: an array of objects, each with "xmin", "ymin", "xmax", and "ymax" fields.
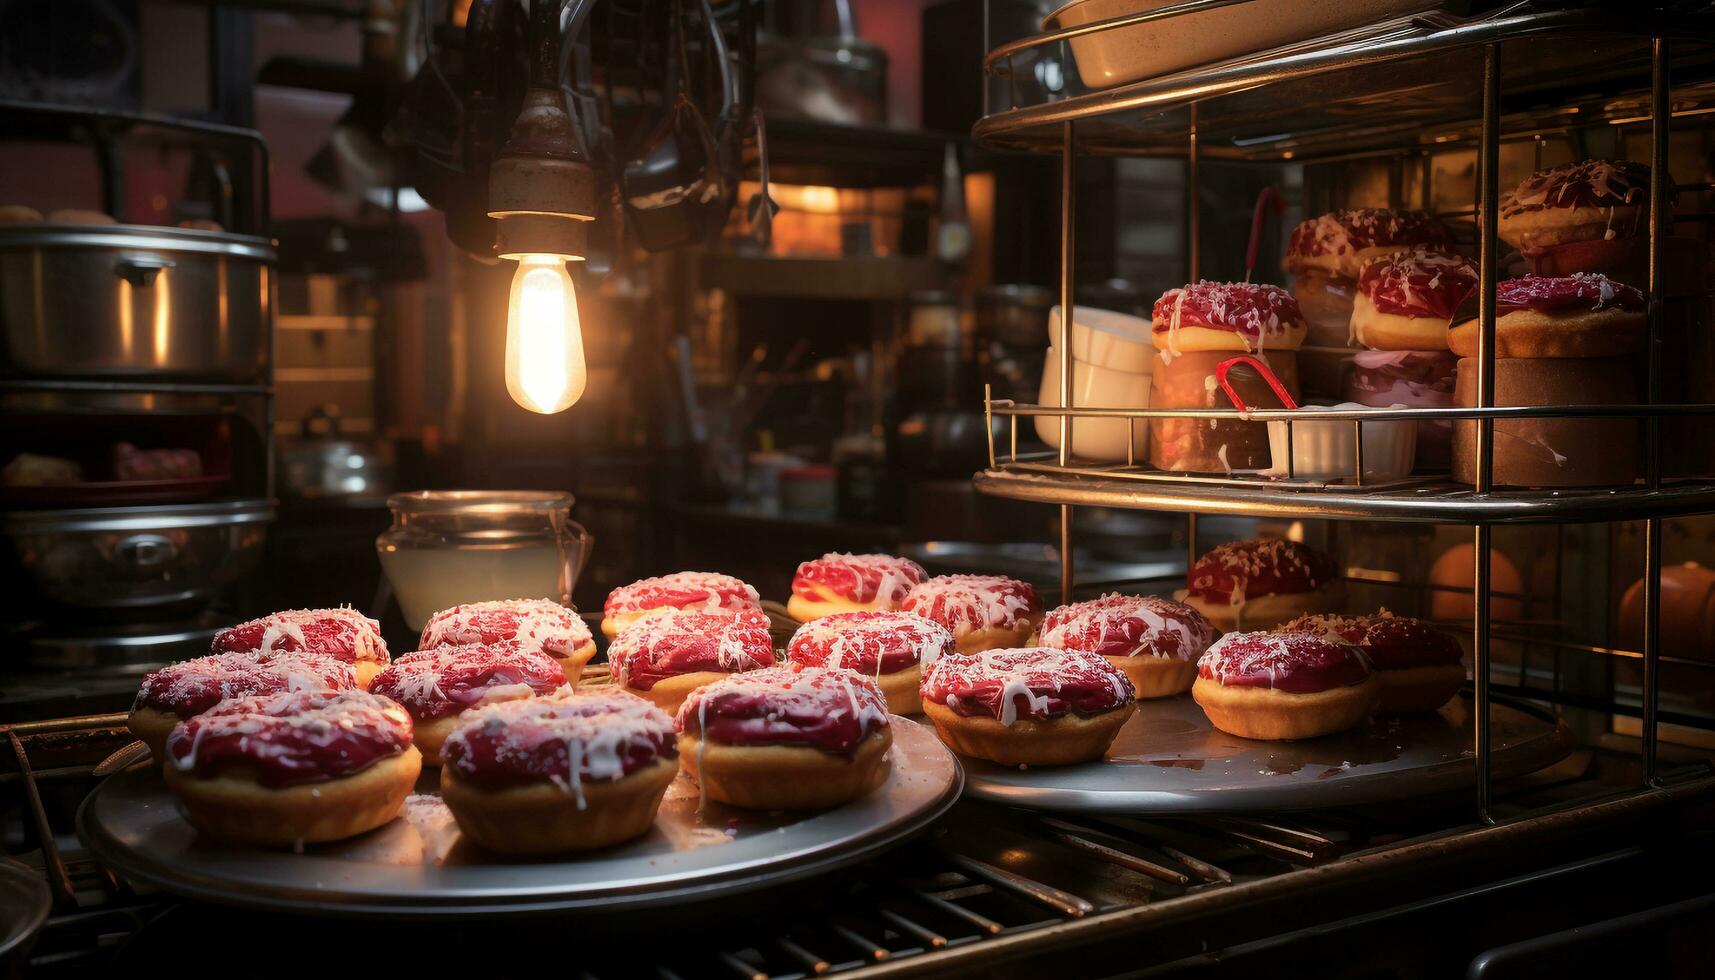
[
  {"xmin": 77, "ymin": 715, "xmax": 961, "ymax": 917},
  {"xmin": 2, "ymin": 500, "xmax": 271, "ymax": 611},
  {"xmin": 1643, "ymin": 36, "xmax": 1671, "ymax": 787},
  {"xmin": 1057, "ymin": 120, "xmax": 1076, "ymax": 604},
  {"xmin": 18, "ymin": 614, "xmax": 227, "ymax": 673},
  {"xmin": 0, "ymin": 224, "xmax": 275, "ymax": 381},
  {"xmin": 958, "ymin": 694, "xmax": 1573, "ymax": 814}
]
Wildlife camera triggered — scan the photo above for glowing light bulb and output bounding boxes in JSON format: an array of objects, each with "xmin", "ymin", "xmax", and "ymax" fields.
[{"xmin": 504, "ymin": 254, "xmax": 587, "ymax": 414}]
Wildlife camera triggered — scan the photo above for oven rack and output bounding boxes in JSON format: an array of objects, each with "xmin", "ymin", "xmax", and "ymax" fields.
[{"xmin": 6, "ymin": 712, "xmax": 1714, "ymax": 978}]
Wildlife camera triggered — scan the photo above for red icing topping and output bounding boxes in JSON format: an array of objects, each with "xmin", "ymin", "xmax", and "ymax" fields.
[
  {"xmin": 165, "ymin": 689, "xmax": 413, "ymax": 788},
  {"xmin": 676, "ymin": 664, "xmax": 890, "ymax": 756},
  {"xmin": 212, "ymin": 608, "xmax": 389, "ymax": 666},
  {"xmin": 604, "ymin": 572, "xmax": 761, "ymax": 618},
  {"xmin": 900, "ymin": 574, "xmax": 1041, "ymax": 640},
  {"xmin": 1357, "ymin": 248, "xmax": 1476, "ymax": 319},
  {"xmin": 133, "ymin": 651, "xmax": 355, "ymax": 718},
  {"xmin": 921, "ymin": 647, "xmax": 1134, "ymax": 723},
  {"xmin": 1501, "ymin": 159, "xmax": 1652, "ymax": 217},
  {"xmin": 442, "ymin": 689, "xmax": 676, "ymax": 790},
  {"xmin": 1038, "ymin": 593, "xmax": 1214, "ymax": 661},
  {"xmin": 1151, "ymin": 281, "xmax": 1303, "ymax": 346},
  {"xmin": 1495, "ymin": 273, "xmax": 1645, "ymax": 314},
  {"xmin": 1286, "ymin": 209, "xmax": 1448, "ymax": 261},
  {"xmin": 369, "ymin": 643, "xmax": 566, "ymax": 721},
  {"xmin": 609, "ymin": 609, "xmax": 775, "ymax": 691},
  {"xmin": 791, "ymin": 553, "xmax": 927, "ymax": 606},
  {"xmin": 419, "ymin": 599, "xmax": 591, "ymax": 660},
  {"xmin": 787, "ymin": 610, "xmax": 954, "ymax": 676},
  {"xmin": 1187, "ymin": 539, "xmax": 1338, "ymax": 607},
  {"xmin": 1280, "ymin": 611, "xmax": 1463, "ymax": 671},
  {"xmin": 1196, "ymin": 631, "xmax": 1372, "ymax": 693}
]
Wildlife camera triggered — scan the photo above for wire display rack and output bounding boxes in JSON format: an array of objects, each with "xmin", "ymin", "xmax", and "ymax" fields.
[{"xmin": 971, "ymin": 2, "xmax": 1715, "ymax": 823}]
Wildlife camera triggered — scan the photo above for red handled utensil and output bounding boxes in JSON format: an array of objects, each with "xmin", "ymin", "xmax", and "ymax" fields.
[{"xmin": 1215, "ymin": 354, "xmax": 1299, "ymax": 412}]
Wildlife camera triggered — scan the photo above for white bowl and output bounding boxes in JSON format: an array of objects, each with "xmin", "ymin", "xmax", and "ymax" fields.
[
  {"xmin": 1034, "ymin": 346, "xmax": 1150, "ymax": 463},
  {"xmin": 1047, "ymin": 304, "xmax": 1155, "ymax": 375},
  {"xmin": 1264, "ymin": 403, "xmax": 1416, "ymax": 481}
]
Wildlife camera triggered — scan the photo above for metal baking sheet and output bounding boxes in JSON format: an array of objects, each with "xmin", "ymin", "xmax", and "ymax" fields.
[
  {"xmin": 958, "ymin": 694, "xmax": 1573, "ymax": 814},
  {"xmin": 78, "ymin": 716, "xmax": 960, "ymax": 918}
]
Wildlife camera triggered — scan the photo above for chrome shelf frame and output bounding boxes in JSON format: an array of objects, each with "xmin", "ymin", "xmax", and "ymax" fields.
[{"xmin": 970, "ymin": 4, "xmax": 1714, "ymax": 824}]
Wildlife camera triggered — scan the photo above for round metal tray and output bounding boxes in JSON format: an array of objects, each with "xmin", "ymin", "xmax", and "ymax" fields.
[
  {"xmin": 957, "ymin": 694, "xmax": 1573, "ymax": 814},
  {"xmin": 78, "ymin": 716, "xmax": 961, "ymax": 918}
]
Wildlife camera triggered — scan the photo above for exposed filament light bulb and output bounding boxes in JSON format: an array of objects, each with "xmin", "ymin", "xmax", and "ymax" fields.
[{"xmin": 504, "ymin": 253, "xmax": 586, "ymax": 414}]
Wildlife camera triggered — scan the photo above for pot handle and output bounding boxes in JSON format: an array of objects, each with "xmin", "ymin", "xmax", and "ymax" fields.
[
  {"xmin": 114, "ymin": 255, "xmax": 177, "ymax": 287},
  {"xmin": 566, "ymin": 521, "xmax": 594, "ymax": 580},
  {"xmin": 116, "ymin": 534, "xmax": 179, "ymax": 568}
]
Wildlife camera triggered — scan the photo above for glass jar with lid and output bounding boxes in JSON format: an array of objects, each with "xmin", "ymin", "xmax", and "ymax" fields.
[{"xmin": 376, "ymin": 491, "xmax": 592, "ymax": 630}]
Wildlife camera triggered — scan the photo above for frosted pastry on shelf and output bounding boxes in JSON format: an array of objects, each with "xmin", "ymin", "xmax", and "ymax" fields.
[
  {"xmin": 440, "ymin": 689, "xmax": 678, "ymax": 854},
  {"xmin": 160, "ymin": 690, "xmax": 421, "ymax": 846},
  {"xmin": 368, "ymin": 642, "xmax": 567, "ymax": 764},
  {"xmin": 419, "ymin": 598, "xmax": 596, "ymax": 681},
  {"xmin": 1498, "ymin": 159, "xmax": 1652, "ymax": 281},
  {"xmin": 1177, "ymin": 538, "xmax": 1345, "ymax": 632},
  {"xmin": 900, "ymin": 574, "xmax": 1043, "ymax": 654},
  {"xmin": 786, "ymin": 610, "xmax": 953, "ymax": 714},
  {"xmin": 600, "ymin": 571, "xmax": 762, "ymax": 638},
  {"xmin": 677, "ymin": 664, "xmax": 893, "ymax": 810},
  {"xmin": 211, "ymin": 608, "xmax": 390, "ymax": 688},
  {"xmin": 1279, "ymin": 611, "xmax": 1465, "ymax": 713},
  {"xmin": 1035, "ymin": 593, "xmax": 1214, "ymax": 698},
  {"xmin": 787, "ymin": 553, "xmax": 928, "ymax": 621},
  {"xmin": 1351, "ymin": 248, "xmax": 1475, "ymax": 351},
  {"xmin": 919, "ymin": 647, "xmax": 1136, "ymax": 766},
  {"xmin": 1192, "ymin": 632, "xmax": 1379, "ymax": 740},
  {"xmin": 608, "ymin": 608, "xmax": 776, "ymax": 713},
  {"xmin": 129, "ymin": 650, "xmax": 355, "ymax": 763}
]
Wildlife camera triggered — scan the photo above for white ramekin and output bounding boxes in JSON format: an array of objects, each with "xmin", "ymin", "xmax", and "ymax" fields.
[
  {"xmin": 1264, "ymin": 403, "xmax": 1417, "ymax": 481},
  {"xmin": 1034, "ymin": 346, "xmax": 1151, "ymax": 463},
  {"xmin": 1047, "ymin": 305, "xmax": 1155, "ymax": 375}
]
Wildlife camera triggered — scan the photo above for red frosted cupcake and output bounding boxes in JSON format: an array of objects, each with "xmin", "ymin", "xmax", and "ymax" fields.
[
  {"xmin": 786, "ymin": 610, "xmax": 953, "ymax": 714},
  {"xmin": 900, "ymin": 574, "xmax": 1043, "ymax": 654},
  {"xmin": 609, "ymin": 608, "xmax": 776, "ymax": 714},
  {"xmin": 1352, "ymin": 248, "xmax": 1476, "ymax": 351},
  {"xmin": 161, "ymin": 689, "xmax": 421, "ymax": 846},
  {"xmin": 1151, "ymin": 280, "xmax": 1307, "ymax": 357},
  {"xmin": 129, "ymin": 650, "xmax": 355, "ymax": 763},
  {"xmin": 1178, "ymin": 538, "xmax": 1345, "ymax": 631},
  {"xmin": 369, "ymin": 642, "xmax": 568, "ymax": 764},
  {"xmin": 212, "ymin": 608, "xmax": 390, "ymax": 688},
  {"xmin": 920, "ymin": 647, "xmax": 1136, "ymax": 766},
  {"xmin": 600, "ymin": 572, "xmax": 762, "ymax": 638},
  {"xmin": 439, "ymin": 689, "xmax": 679, "ymax": 853},
  {"xmin": 1281, "ymin": 611, "xmax": 1465, "ymax": 714},
  {"xmin": 420, "ymin": 598, "xmax": 596, "ymax": 682},
  {"xmin": 1192, "ymin": 631, "xmax": 1378, "ymax": 740},
  {"xmin": 1448, "ymin": 273, "xmax": 1647, "ymax": 359},
  {"xmin": 1498, "ymin": 159, "xmax": 1655, "ymax": 279},
  {"xmin": 677, "ymin": 664, "xmax": 892, "ymax": 810},
  {"xmin": 787, "ymin": 553, "xmax": 928, "ymax": 622},
  {"xmin": 1037, "ymin": 593, "xmax": 1215, "ymax": 699}
]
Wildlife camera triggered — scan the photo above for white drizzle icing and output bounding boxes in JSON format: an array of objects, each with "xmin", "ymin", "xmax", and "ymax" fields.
[
  {"xmin": 792, "ymin": 553, "xmax": 928, "ymax": 606},
  {"xmin": 900, "ymin": 575, "xmax": 1037, "ymax": 640},
  {"xmin": 1038, "ymin": 594, "xmax": 1213, "ymax": 661},
  {"xmin": 921, "ymin": 647, "xmax": 1132, "ymax": 726},
  {"xmin": 442, "ymin": 689, "xmax": 675, "ymax": 805},
  {"xmin": 604, "ymin": 572, "xmax": 762, "ymax": 616},
  {"xmin": 786, "ymin": 611, "xmax": 954, "ymax": 678},
  {"xmin": 419, "ymin": 598, "xmax": 591, "ymax": 658}
]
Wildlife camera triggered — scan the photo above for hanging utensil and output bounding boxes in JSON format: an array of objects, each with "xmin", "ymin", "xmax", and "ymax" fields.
[
  {"xmin": 621, "ymin": 0, "xmax": 723, "ymax": 251},
  {"xmin": 745, "ymin": 107, "xmax": 778, "ymax": 251}
]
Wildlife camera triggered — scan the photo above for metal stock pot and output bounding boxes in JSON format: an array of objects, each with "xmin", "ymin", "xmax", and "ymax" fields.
[{"xmin": 0, "ymin": 223, "xmax": 275, "ymax": 380}]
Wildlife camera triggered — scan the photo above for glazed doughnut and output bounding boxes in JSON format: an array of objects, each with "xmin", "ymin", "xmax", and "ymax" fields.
[
  {"xmin": 440, "ymin": 689, "xmax": 678, "ymax": 853},
  {"xmin": 161, "ymin": 690, "xmax": 421, "ymax": 846},
  {"xmin": 1151, "ymin": 281, "xmax": 1307, "ymax": 356},
  {"xmin": 129, "ymin": 650, "xmax": 355, "ymax": 763},
  {"xmin": 1281, "ymin": 611, "xmax": 1465, "ymax": 714},
  {"xmin": 369, "ymin": 642, "xmax": 567, "ymax": 765},
  {"xmin": 212, "ymin": 608, "xmax": 390, "ymax": 688},
  {"xmin": 1036, "ymin": 594, "xmax": 1214, "ymax": 699},
  {"xmin": 900, "ymin": 574, "xmax": 1043, "ymax": 654},
  {"xmin": 601, "ymin": 572, "xmax": 762, "ymax": 638},
  {"xmin": 1448, "ymin": 273, "xmax": 1647, "ymax": 358},
  {"xmin": 1498, "ymin": 160, "xmax": 1650, "ymax": 257},
  {"xmin": 1285, "ymin": 208, "xmax": 1450, "ymax": 280},
  {"xmin": 1177, "ymin": 539, "xmax": 1345, "ymax": 632},
  {"xmin": 786, "ymin": 553, "xmax": 928, "ymax": 622},
  {"xmin": 1192, "ymin": 631, "xmax": 1379, "ymax": 740},
  {"xmin": 920, "ymin": 647, "xmax": 1136, "ymax": 766},
  {"xmin": 786, "ymin": 610, "xmax": 953, "ymax": 714},
  {"xmin": 608, "ymin": 608, "xmax": 776, "ymax": 714},
  {"xmin": 419, "ymin": 598, "xmax": 595, "ymax": 683},
  {"xmin": 1351, "ymin": 248, "xmax": 1476, "ymax": 351},
  {"xmin": 677, "ymin": 664, "xmax": 892, "ymax": 810}
]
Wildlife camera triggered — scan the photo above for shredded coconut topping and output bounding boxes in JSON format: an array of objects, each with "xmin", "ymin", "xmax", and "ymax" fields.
[
  {"xmin": 165, "ymin": 689, "xmax": 413, "ymax": 788},
  {"xmin": 1500, "ymin": 159, "xmax": 1651, "ymax": 218},
  {"xmin": 921, "ymin": 647, "xmax": 1134, "ymax": 725},
  {"xmin": 212, "ymin": 607, "xmax": 389, "ymax": 666},
  {"xmin": 1039, "ymin": 593, "xmax": 1214, "ymax": 661},
  {"xmin": 1187, "ymin": 538, "xmax": 1338, "ymax": 607},
  {"xmin": 787, "ymin": 610, "xmax": 954, "ymax": 678},
  {"xmin": 1285, "ymin": 208, "xmax": 1448, "ymax": 263},
  {"xmin": 443, "ymin": 689, "xmax": 677, "ymax": 801},
  {"xmin": 419, "ymin": 598, "xmax": 591, "ymax": 660},
  {"xmin": 609, "ymin": 609, "xmax": 776, "ymax": 691},
  {"xmin": 1197, "ymin": 631, "xmax": 1372, "ymax": 693},
  {"xmin": 1357, "ymin": 247, "xmax": 1477, "ymax": 320},
  {"xmin": 791, "ymin": 553, "xmax": 928, "ymax": 606},
  {"xmin": 604, "ymin": 572, "xmax": 762, "ymax": 617},
  {"xmin": 369, "ymin": 642, "xmax": 567, "ymax": 721},
  {"xmin": 134, "ymin": 650, "xmax": 355, "ymax": 717},
  {"xmin": 676, "ymin": 663, "xmax": 890, "ymax": 756},
  {"xmin": 1279, "ymin": 610, "xmax": 1463, "ymax": 671},
  {"xmin": 1151, "ymin": 281, "xmax": 1303, "ymax": 355},
  {"xmin": 901, "ymin": 574, "xmax": 1040, "ymax": 640}
]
